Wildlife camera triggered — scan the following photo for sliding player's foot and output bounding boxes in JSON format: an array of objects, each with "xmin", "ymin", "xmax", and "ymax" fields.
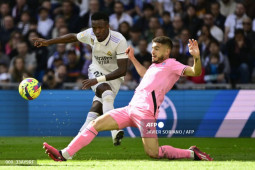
[
  {"xmin": 112, "ymin": 130, "xmax": 124, "ymax": 146},
  {"xmin": 43, "ymin": 142, "xmax": 66, "ymax": 161},
  {"xmin": 189, "ymin": 146, "xmax": 213, "ymax": 161}
]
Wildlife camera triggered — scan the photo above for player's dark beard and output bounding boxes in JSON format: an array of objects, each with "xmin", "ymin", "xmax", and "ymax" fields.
[{"xmin": 152, "ymin": 55, "xmax": 165, "ymax": 64}]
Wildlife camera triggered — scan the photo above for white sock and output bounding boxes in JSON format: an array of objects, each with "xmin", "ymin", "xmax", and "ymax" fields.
[
  {"xmin": 79, "ymin": 112, "xmax": 100, "ymax": 133},
  {"xmin": 61, "ymin": 148, "xmax": 72, "ymax": 160},
  {"xmin": 190, "ymin": 150, "xmax": 194, "ymax": 159},
  {"xmin": 101, "ymin": 90, "xmax": 119, "ymax": 140},
  {"xmin": 102, "ymin": 90, "xmax": 114, "ymax": 114}
]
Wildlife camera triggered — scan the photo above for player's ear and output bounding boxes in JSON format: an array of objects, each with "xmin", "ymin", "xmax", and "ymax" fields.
[{"xmin": 165, "ymin": 48, "xmax": 170, "ymax": 56}]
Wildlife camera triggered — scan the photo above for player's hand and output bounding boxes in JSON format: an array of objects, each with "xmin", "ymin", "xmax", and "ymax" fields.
[
  {"xmin": 188, "ymin": 39, "xmax": 200, "ymax": 58},
  {"xmin": 125, "ymin": 46, "xmax": 135, "ymax": 60},
  {"xmin": 32, "ymin": 37, "xmax": 49, "ymax": 47},
  {"xmin": 82, "ymin": 78, "xmax": 97, "ymax": 89}
]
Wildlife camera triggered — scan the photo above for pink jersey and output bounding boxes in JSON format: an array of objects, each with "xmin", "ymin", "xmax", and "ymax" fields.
[{"xmin": 129, "ymin": 58, "xmax": 187, "ymax": 117}]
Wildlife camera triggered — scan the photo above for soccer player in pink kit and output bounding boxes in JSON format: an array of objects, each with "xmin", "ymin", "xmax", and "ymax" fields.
[{"xmin": 43, "ymin": 37, "xmax": 213, "ymax": 161}]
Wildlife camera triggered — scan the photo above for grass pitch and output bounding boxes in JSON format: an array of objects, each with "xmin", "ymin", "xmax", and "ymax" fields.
[{"xmin": 0, "ymin": 137, "xmax": 255, "ymax": 169}]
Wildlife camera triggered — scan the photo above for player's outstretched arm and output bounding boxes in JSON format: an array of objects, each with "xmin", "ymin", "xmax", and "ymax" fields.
[
  {"xmin": 126, "ymin": 46, "xmax": 147, "ymax": 77},
  {"xmin": 33, "ymin": 33, "xmax": 78, "ymax": 47},
  {"xmin": 183, "ymin": 39, "xmax": 202, "ymax": 77}
]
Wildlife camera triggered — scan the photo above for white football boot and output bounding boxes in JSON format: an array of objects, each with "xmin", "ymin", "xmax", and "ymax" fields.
[{"xmin": 111, "ymin": 130, "xmax": 124, "ymax": 146}]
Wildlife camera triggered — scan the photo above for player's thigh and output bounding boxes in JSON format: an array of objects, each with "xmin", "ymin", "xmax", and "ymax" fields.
[
  {"xmin": 96, "ymin": 81, "xmax": 121, "ymax": 98},
  {"xmin": 90, "ymin": 100, "xmax": 103, "ymax": 115},
  {"xmin": 132, "ymin": 108, "xmax": 159, "ymax": 158},
  {"xmin": 107, "ymin": 78, "xmax": 121, "ymax": 96},
  {"xmin": 104, "ymin": 106, "xmax": 132, "ymax": 130},
  {"xmin": 142, "ymin": 137, "xmax": 159, "ymax": 158},
  {"xmin": 88, "ymin": 67, "xmax": 119, "ymax": 97},
  {"xmin": 92, "ymin": 113, "xmax": 119, "ymax": 132}
]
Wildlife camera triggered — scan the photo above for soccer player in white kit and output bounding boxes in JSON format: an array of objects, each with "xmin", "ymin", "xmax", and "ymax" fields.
[
  {"xmin": 43, "ymin": 37, "xmax": 213, "ymax": 161},
  {"xmin": 33, "ymin": 12, "xmax": 128, "ymax": 146}
]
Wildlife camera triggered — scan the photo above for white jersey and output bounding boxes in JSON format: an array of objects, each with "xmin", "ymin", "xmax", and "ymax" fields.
[{"xmin": 77, "ymin": 28, "xmax": 128, "ymax": 81}]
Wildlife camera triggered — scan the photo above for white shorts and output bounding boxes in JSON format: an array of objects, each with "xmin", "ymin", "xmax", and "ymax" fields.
[{"xmin": 88, "ymin": 67, "xmax": 122, "ymax": 98}]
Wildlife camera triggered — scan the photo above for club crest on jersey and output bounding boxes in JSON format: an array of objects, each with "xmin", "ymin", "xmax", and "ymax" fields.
[
  {"xmin": 91, "ymin": 38, "xmax": 94, "ymax": 45},
  {"xmin": 80, "ymin": 32, "xmax": 86, "ymax": 38},
  {"xmin": 162, "ymin": 62, "xmax": 166, "ymax": 65},
  {"xmin": 107, "ymin": 51, "xmax": 112, "ymax": 56}
]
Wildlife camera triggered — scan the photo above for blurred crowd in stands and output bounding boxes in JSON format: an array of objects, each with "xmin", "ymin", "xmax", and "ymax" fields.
[{"xmin": 0, "ymin": 0, "xmax": 255, "ymax": 90}]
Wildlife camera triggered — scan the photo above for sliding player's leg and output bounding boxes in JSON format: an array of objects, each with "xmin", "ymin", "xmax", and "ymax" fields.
[
  {"xmin": 142, "ymin": 137, "xmax": 194, "ymax": 159},
  {"xmin": 140, "ymin": 123, "xmax": 212, "ymax": 160},
  {"xmin": 133, "ymin": 109, "xmax": 200, "ymax": 160},
  {"xmin": 44, "ymin": 113, "xmax": 119, "ymax": 161},
  {"xmin": 43, "ymin": 106, "xmax": 131, "ymax": 161}
]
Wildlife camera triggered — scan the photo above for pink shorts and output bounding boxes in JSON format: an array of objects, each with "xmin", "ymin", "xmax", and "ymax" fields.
[{"xmin": 109, "ymin": 105, "xmax": 157, "ymax": 138}]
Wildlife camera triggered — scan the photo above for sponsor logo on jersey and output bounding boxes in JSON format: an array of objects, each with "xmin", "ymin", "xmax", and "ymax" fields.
[
  {"xmin": 95, "ymin": 56, "xmax": 113, "ymax": 65},
  {"xmin": 91, "ymin": 38, "xmax": 94, "ymax": 45}
]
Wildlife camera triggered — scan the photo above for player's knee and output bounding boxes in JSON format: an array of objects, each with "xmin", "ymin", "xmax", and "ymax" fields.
[
  {"xmin": 90, "ymin": 120, "xmax": 97, "ymax": 127},
  {"xmin": 92, "ymin": 117, "xmax": 107, "ymax": 131},
  {"xmin": 146, "ymin": 151, "xmax": 159, "ymax": 159},
  {"xmin": 96, "ymin": 84, "xmax": 112, "ymax": 97},
  {"xmin": 90, "ymin": 100, "xmax": 103, "ymax": 115},
  {"xmin": 91, "ymin": 119, "xmax": 101, "ymax": 131},
  {"xmin": 145, "ymin": 150, "xmax": 159, "ymax": 159}
]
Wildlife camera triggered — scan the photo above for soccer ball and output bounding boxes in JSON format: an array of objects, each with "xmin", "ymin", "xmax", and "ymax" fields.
[{"xmin": 19, "ymin": 78, "xmax": 41, "ymax": 100}]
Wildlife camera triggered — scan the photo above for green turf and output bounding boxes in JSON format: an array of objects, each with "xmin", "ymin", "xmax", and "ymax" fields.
[{"xmin": 0, "ymin": 137, "xmax": 255, "ymax": 169}]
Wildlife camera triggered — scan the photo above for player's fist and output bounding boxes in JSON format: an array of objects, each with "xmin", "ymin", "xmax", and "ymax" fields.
[
  {"xmin": 32, "ymin": 38, "xmax": 49, "ymax": 47},
  {"xmin": 125, "ymin": 46, "xmax": 135, "ymax": 60}
]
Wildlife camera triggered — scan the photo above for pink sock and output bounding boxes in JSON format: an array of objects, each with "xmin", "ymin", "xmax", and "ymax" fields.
[
  {"xmin": 64, "ymin": 125, "xmax": 98, "ymax": 157},
  {"xmin": 158, "ymin": 145, "xmax": 192, "ymax": 159}
]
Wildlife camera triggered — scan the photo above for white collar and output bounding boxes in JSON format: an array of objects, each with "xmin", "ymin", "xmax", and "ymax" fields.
[{"xmin": 94, "ymin": 30, "xmax": 111, "ymax": 46}]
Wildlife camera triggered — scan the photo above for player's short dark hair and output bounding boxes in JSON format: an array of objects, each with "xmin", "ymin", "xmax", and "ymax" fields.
[
  {"xmin": 91, "ymin": 12, "xmax": 109, "ymax": 23},
  {"xmin": 152, "ymin": 36, "xmax": 173, "ymax": 50}
]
